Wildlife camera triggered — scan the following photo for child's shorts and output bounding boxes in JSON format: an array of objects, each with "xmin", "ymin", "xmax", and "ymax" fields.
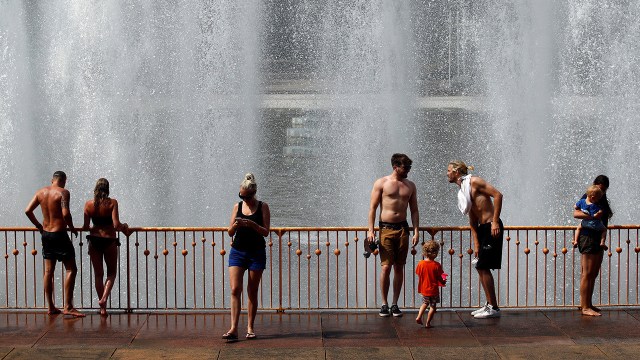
[{"xmin": 422, "ymin": 294, "xmax": 440, "ymax": 307}]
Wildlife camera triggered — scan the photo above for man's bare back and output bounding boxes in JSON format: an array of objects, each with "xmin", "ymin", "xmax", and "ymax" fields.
[
  {"xmin": 28, "ymin": 186, "xmax": 68, "ymax": 232},
  {"xmin": 25, "ymin": 172, "xmax": 76, "ymax": 236}
]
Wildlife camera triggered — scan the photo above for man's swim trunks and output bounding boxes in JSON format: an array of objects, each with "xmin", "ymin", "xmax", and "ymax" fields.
[
  {"xmin": 578, "ymin": 233, "xmax": 603, "ymax": 255},
  {"xmin": 86, "ymin": 235, "xmax": 119, "ymax": 253},
  {"xmin": 42, "ymin": 231, "xmax": 75, "ymax": 262},
  {"xmin": 379, "ymin": 221, "xmax": 410, "ymax": 266},
  {"xmin": 475, "ymin": 220, "xmax": 504, "ymax": 270}
]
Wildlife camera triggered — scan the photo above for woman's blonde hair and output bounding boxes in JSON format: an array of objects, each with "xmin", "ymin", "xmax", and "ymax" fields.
[
  {"xmin": 240, "ymin": 173, "xmax": 257, "ymax": 192},
  {"xmin": 422, "ymin": 240, "xmax": 440, "ymax": 259},
  {"xmin": 94, "ymin": 178, "xmax": 110, "ymax": 207},
  {"xmin": 448, "ymin": 160, "xmax": 474, "ymax": 175}
]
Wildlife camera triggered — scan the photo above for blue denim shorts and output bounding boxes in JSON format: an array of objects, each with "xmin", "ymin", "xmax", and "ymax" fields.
[{"xmin": 228, "ymin": 247, "xmax": 266, "ymax": 271}]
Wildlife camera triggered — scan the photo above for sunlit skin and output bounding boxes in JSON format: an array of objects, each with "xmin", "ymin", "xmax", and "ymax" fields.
[
  {"xmin": 225, "ymin": 187, "xmax": 271, "ymax": 338},
  {"xmin": 24, "ymin": 175, "xmax": 84, "ymax": 317},
  {"xmin": 368, "ymin": 163, "xmax": 419, "ymax": 308},
  {"xmin": 82, "ymin": 185, "xmax": 132, "ymax": 317},
  {"xmin": 573, "ymin": 184, "xmax": 608, "ymax": 317},
  {"xmin": 448, "ymin": 164, "xmax": 503, "ymax": 309},
  {"xmin": 572, "ymin": 192, "xmax": 606, "ymax": 250},
  {"xmin": 415, "ymin": 252, "xmax": 447, "ymax": 328}
]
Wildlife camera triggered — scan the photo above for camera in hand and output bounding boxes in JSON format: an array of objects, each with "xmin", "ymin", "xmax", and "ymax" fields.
[{"xmin": 363, "ymin": 239, "xmax": 379, "ymax": 258}]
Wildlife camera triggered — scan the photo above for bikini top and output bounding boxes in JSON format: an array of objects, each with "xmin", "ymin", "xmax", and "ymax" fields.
[
  {"xmin": 92, "ymin": 215, "xmax": 113, "ymax": 227},
  {"xmin": 92, "ymin": 201, "xmax": 114, "ymax": 227}
]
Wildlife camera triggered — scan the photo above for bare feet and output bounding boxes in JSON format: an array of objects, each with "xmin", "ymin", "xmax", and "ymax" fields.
[
  {"xmin": 47, "ymin": 308, "xmax": 62, "ymax": 315},
  {"xmin": 63, "ymin": 308, "xmax": 86, "ymax": 318},
  {"xmin": 578, "ymin": 305, "xmax": 602, "ymax": 312},
  {"xmin": 97, "ymin": 297, "xmax": 109, "ymax": 316},
  {"xmin": 425, "ymin": 324, "xmax": 433, "ymax": 328},
  {"xmin": 581, "ymin": 308, "xmax": 602, "ymax": 316},
  {"xmin": 416, "ymin": 317, "xmax": 423, "ymax": 325}
]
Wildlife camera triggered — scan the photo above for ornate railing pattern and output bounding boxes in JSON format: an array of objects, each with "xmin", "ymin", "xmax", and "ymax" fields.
[{"xmin": 1, "ymin": 226, "xmax": 639, "ymax": 311}]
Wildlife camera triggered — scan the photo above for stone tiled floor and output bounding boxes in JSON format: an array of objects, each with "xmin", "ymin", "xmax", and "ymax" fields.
[{"xmin": 1, "ymin": 309, "xmax": 639, "ymax": 359}]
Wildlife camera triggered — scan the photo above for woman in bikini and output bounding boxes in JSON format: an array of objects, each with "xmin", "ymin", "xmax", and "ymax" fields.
[{"xmin": 82, "ymin": 178, "xmax": 132, "ymax": 316}]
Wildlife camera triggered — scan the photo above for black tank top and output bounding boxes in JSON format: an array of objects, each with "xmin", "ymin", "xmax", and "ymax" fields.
[{"xmin": 232, "ymin": 201, "xmax": 265, "ymax": 251}]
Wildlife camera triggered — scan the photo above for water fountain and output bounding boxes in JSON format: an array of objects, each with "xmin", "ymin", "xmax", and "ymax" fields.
[{"xmin": 1, "ymin": 0, "xmax": 638, "ymax": 228}]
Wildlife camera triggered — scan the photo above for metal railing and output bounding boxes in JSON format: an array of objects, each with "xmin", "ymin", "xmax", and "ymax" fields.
[{"xmin": 1, "ymin": 226, "xmax": 639, "ymax": 311}]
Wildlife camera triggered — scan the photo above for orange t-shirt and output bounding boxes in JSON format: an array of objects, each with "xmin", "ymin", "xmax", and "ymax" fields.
[{"xmin": 415, "ymin": 259, "xmax": 444, "ymax": 297}]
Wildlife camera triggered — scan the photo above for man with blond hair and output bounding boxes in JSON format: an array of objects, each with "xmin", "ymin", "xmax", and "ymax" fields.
[{"xmin": 447, "ymin": 160, "xmax": 503, "ymax": 318}]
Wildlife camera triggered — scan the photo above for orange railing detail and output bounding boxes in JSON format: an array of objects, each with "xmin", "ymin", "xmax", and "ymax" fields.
[{"xmin": 1, "ymin": 226, "xmax": 639, "ymax": 311}]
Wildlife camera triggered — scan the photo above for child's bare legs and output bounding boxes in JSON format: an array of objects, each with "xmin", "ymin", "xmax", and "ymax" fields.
[
  {"xmin": 599, "ymin": 231, "xmax": 608, "ymax": 251},
  {"xmin": 416, "ymin": 303, "xmax": 427, "ymax": 325},
  {"xmin": 573, "ymin": 226, "xmax": 581, "ymax": 248},
  {"xmin": 426, "ymin": 304, "xmax": 437, "ymax": 328}
]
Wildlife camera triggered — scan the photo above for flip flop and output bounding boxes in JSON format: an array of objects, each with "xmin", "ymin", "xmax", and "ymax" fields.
[
  {"xmin": 246, "ymin": 332, "xmax": 256, "ymax": 339},
  {"xmin": 222, "ymin": 332, "xmax": 238, "ymax": 341}
]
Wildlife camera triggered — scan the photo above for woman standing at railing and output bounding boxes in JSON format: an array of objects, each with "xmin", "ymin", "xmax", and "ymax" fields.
[
  {"xmin": 573, "ymin": 175, "xmax": 613, "ymax": 316},
  {"xmin": 82, "ymin": 178, "xmax": 131, "ymax": 316},
  {"xmin": 223, "ymin": 173, "xmax": 271, "ymax": 341}
]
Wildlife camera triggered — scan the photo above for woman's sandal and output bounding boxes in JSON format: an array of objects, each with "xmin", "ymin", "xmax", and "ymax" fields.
[
  {"xmin": 246, "ymin": 332, "xmax": 256, "ymax": 339},
  {"xmin": 222, "ymin": 332, "xmax": 238, "ymax": 340}
]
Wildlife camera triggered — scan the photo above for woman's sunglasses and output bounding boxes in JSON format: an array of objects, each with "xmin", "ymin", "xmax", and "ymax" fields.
[{"xmin": 238, "ymin": 192, "xmax": 255, "ymax": 200}]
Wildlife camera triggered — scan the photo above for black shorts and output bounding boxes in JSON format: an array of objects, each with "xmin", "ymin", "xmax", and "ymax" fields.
[
  {"xmin": 87, "ymin": 235, "xmax": 119, "ymax": 253},
  {"xmin": 578, "ymin": 233, "xmax": 603, "ymax": 255},
  {"xmin": 42, "ymin": 231, "xmax": 75, "ymax": 262},
  {"xmin": 476, "ymin": 220, "xmax": 504, "ymax": 270}
]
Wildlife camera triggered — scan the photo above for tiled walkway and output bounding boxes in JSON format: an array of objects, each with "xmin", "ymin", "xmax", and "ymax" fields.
[{"xmin": 1, "ymin": 309, "xmax": 640, "ymax": 359}]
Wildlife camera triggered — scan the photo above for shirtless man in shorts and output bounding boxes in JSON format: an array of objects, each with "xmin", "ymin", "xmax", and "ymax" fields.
[
  {"xmin": 25, "ymin": 171, "xmax": 84, "ymax": 317},
  {"xmin": 448, "ymin": 160, "xmax": 503, "ymax": 318},
  {"xmin": 367, "ymin": 154, "xmax": 419, "ymax": 317}
]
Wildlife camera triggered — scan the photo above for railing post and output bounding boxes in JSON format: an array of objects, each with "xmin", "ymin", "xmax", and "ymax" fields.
[
  {"xmin": 125, "ymin": 233, "xmax": 132, "ymax": 313},
  {"xmin": 277, "ymin": 229, "xmax": 284, "ymax": 312}
]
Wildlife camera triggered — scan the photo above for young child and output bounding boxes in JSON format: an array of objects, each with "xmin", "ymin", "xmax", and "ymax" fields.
[
  {"xmin": 573, "ymin": 185, "xmax": 607, "ymax": 250},
  {"xmin": 415, "ymin": 240, "xmax": 447, "ymax": 328}
]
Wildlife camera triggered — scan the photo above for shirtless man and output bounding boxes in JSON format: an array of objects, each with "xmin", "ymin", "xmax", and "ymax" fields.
[
  {"xmin": 25, "ymin": 171, "xmax": 84, "ymax": 317},
  {"xmin": 447, "ymin": 160, "xmax": 503, "ymax": 318},
  {"xmin": 367, "ymin": 153, "xmax": 419, "ymax": 317}
]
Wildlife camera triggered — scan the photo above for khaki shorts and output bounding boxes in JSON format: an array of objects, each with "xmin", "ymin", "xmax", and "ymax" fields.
[{"xmin": 379, "ymin": 226, "xmax": 409, "ymax": 266}]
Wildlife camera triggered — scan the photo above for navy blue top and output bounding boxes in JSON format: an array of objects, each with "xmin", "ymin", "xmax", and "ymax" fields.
[
  {"xmin": 579, "ymin": 194, "xmax": 610, "ymax": 236},
  {"xmin": 575, "ymin": 198, "xmax": 602, "ymax": 217}
]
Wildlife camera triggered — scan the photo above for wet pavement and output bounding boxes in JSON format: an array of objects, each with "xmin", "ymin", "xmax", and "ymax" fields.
[{"xmin": 1, "ymin": 309, "xmax": 640, "ymax": 359}]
